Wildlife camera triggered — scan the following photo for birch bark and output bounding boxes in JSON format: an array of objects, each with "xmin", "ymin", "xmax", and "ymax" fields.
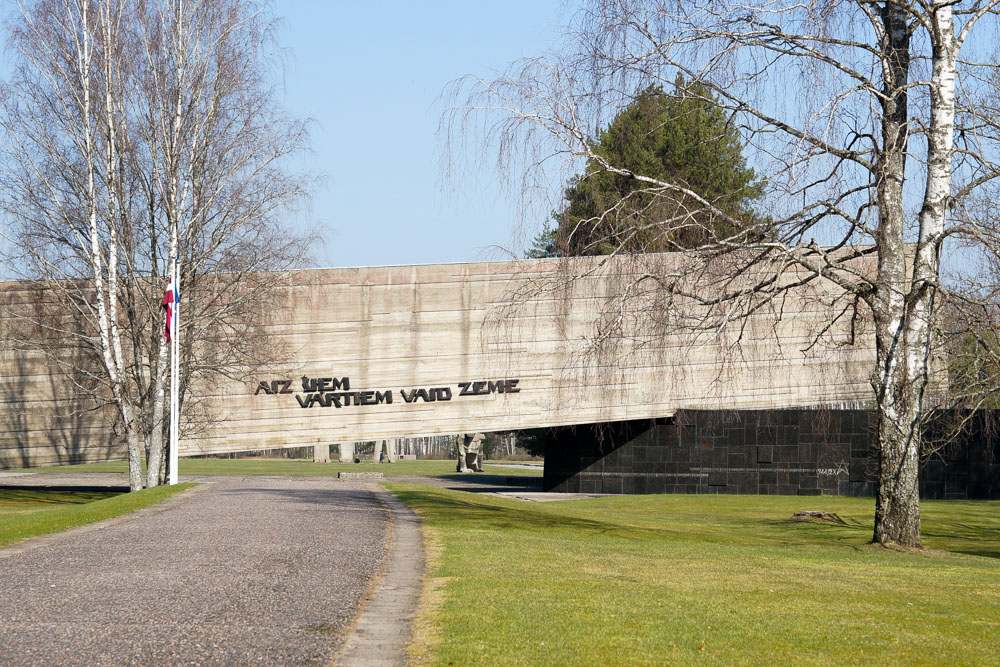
[
  {"xmin": 874, "ymin": 1, "xmax": 958, "ymax": 547},
  {"xmin": 73, "ymin": 0, "xmax": 143, "ymax": 489},
  {"xmin": 870, "ymin": 0, "xmax": 919, "ymax": 546},
  {"xmin": 1, "ymin": 0, "xmax": 307, "ymax": 485}
]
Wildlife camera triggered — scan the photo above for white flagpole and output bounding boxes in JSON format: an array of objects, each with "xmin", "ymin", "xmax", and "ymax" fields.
[{"xmin": 169, "ymin": 260, "xmax": 180, "ymax": 485}]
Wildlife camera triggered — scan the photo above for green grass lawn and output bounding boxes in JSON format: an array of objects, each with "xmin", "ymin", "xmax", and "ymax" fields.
[
  {"xmin": 0, "ymin": 483, "xmax": 194, "ymax": 547},
  {"xmin": 20, "ymin": 458, "xmax": 543, "ymax": 478},
  {"xmin": 387, "ymin": 486, "xmax": 1000, "ymax": 665}
]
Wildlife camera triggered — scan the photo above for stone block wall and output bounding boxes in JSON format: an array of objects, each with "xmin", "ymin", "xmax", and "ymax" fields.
[{"xmin": 543, "ymin": 410, "xmax": 1000, "ymax": 499}]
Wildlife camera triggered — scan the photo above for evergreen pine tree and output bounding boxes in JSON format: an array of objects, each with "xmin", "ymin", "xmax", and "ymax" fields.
[{"xmin": 530, "ymin": 75, "xmax": 766, "ymax": 257}]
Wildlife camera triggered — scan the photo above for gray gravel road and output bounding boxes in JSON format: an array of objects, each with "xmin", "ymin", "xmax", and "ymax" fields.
[{"xmin": 0, "ymin": 476, "xmax": 389, "ymax": 666}]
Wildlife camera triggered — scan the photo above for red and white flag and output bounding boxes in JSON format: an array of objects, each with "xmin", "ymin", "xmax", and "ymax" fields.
[{"xmin": 162, "ymin": 272, "xmax": 178, "ymax": 342}]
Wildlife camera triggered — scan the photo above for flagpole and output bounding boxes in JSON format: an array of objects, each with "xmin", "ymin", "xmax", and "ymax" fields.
[{"xmin": 169, "ymin": 260, "xmax": 179, "ymax": 485}]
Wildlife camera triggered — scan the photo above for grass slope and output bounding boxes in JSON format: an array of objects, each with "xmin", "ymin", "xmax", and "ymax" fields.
[
  {"xmin": 0, "ymin": 483, "xmax": 194, "ymax": 547},
  {"xmin": 388, "ymin": 486, "xmax": 1000, "ymax": 665},
  {"xmin": 22, "ymin": 458, "xmax": 543, "ymax": 478}
]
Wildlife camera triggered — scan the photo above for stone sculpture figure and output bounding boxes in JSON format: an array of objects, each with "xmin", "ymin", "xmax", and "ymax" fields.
[{"xmin": 456, "ymin": 432, "xmax": 484, "ymax": 473}]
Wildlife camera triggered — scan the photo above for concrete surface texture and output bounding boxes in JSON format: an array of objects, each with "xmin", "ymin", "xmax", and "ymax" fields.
[
  {"xmin": 2, "ymin": 253, "xmax": 879, "ymax": 467},
  {"xmin": 335, "ymin": 485, "xmax": 425, "ymax": 667},
  {"xmin": 0, "ymin": 477, "xmax": 393, "ymax": 665}
]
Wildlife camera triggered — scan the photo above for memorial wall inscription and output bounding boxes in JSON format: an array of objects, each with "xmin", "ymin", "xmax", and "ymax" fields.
[{"xmin": 253, "ymin": 375, "xmax": 520, "ymax": 409}]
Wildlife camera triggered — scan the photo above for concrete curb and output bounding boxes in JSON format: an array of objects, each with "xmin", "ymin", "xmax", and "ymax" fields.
[
  {"xmin": 334, "ymin": 483, "xmax": 425, "ymax": 667},
  {"xmin": 0, "ymin": 482, "xmax": 211, "ymax": 561}
]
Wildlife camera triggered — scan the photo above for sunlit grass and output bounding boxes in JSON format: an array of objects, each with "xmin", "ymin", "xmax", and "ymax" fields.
[
  {"xmin": 389, "ymin": 486, "xmax": 1000, "ymax": 665},
  {"xmin": 0, "ymin": 483, "xmax": 195, "ymax": 547}
]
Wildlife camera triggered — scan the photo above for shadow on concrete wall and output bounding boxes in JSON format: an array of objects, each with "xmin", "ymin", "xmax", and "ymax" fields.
[
  {"xmin": 0, "ymin": 285, "xmax": 118, "ymax": 468},
  {"xmin": 1, "ymin": 345, "xmax": 118, "ymax": 469}
]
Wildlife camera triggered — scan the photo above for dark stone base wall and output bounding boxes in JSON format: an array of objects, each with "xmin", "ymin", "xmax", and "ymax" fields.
[{"xmin": 543, "ymin": 410, "xmax": 1000, "ymax": 499}]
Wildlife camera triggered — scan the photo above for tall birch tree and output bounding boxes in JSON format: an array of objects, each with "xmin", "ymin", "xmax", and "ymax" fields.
[
  {"xmin": 0, "ymin": 0, "xmax": 311, "ymax": 489},
  {"xmin": 448, "ymin": 0, "xmax": 1000, "ymax": 547}
]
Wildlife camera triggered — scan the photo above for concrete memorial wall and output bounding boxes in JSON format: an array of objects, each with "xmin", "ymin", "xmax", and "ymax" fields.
[{"xmin": 1, "ymin": 254, "xmax": 878, "ymax": 467}]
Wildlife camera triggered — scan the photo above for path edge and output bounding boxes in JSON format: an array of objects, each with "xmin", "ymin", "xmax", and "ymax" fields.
[{"xmin": 333, "ymin": 482, "xmax": 426, "ymax": 667}]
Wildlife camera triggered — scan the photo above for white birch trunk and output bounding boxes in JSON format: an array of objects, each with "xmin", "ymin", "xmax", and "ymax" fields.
[
  {"xmin": 71, "ymin": 0, "xmax": 140, "ymax": 490},
  {"xmin": 869, "ymin": 1, "xmax": 918, "ymax": 547},
  {"xmin": 875, "ymin": 2, "xmax": 957, "ymax": 547}
]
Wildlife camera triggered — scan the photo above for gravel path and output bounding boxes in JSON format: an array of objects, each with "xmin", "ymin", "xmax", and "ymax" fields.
[{"xmin": 0, "ymin": 476, "xmax": 390, "ymax": 665}]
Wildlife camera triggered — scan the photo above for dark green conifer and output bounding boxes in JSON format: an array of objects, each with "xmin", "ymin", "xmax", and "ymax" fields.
[{"xmin": 531, "ymin": 75, "xmax": 766, "ymax": 257}]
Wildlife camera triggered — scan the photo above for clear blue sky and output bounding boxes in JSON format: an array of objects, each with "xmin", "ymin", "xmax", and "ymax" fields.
[{"xmin": 279, "ymin": 1, "xmax": 571, "ymax": 269}]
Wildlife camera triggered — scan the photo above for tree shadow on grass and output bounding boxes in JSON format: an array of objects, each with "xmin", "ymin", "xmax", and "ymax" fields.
[
  {"xmin": 764, "ymin": 514, "xmax": 1000, "ymax": 559},
  {"xmin": 0, "ymin": 486, "xmax": 126, "ymax": 505},
  {"xmin": 760, "ymin": 517, "xmax": 871, "ymax": 550},
  {"xmin": 920, "ymin": 522, "xmax": 1000, "ymax": 559},
  {"xmin": 396, "ymin": 486, "xmax": 992, "ymax": 558},
  {"xmin": 432, "ymin": 473, "xmax": 541, "ymax": 485},
  {"xmin": 390, "ymin": 486, "xmax": 650, "ymax": 540},
  {"xmin": 391, "ymin": 473, "xmax": 543, "ymax": 494},
  {"xmin": 388, "ymin": 485, "xmax": 846, "ymax": 549}
]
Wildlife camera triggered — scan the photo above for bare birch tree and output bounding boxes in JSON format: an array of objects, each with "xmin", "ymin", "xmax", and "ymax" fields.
[
  {"xmin": 447, "ymin": 0, "xmax": 1000, "ymax": 547},
  {"xmin": 0, "ymin": 0, "xmax": 311, "ymax": 489}
]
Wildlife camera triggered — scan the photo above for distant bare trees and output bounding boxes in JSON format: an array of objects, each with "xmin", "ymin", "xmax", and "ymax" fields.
[
  {"xmin": 0, "ymin": 0, "xmax": 312, "ymax": 489},
  {"xmin": 447, "ymin": 0, "xmax": 1000, "ymax": 547}
]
